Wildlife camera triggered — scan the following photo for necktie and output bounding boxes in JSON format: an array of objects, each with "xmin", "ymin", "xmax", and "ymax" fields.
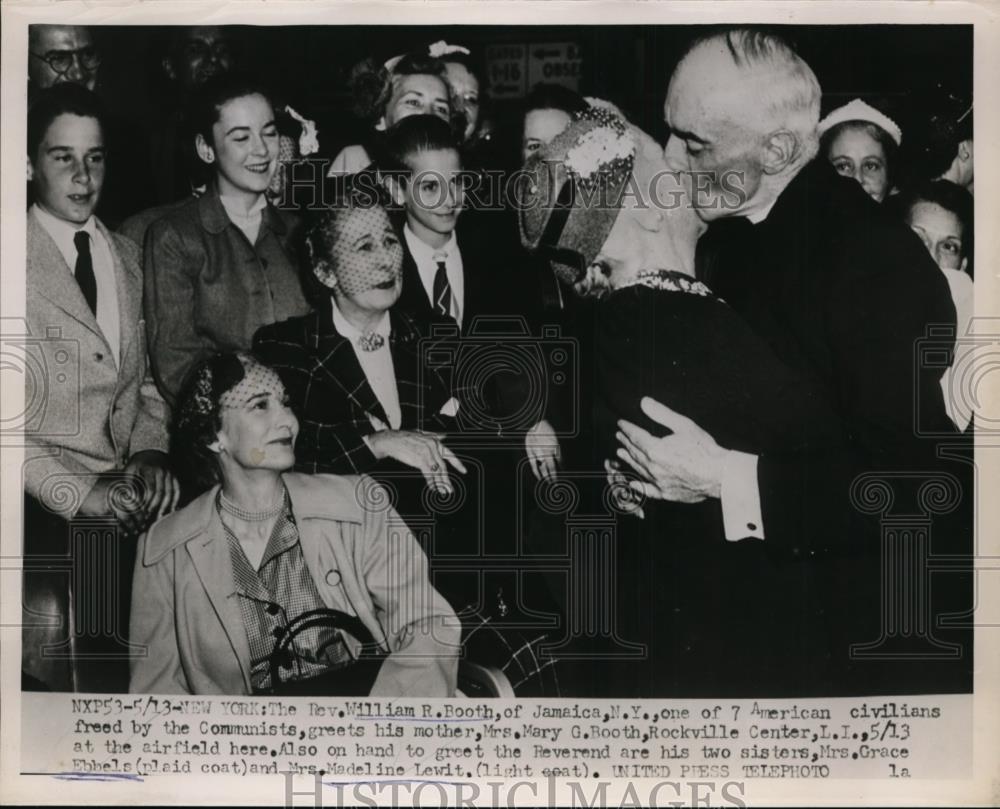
[
  {"xmin": 73, "ymin": 231, "xmax": 97, "ymax": 316},
  {"xmin": 432, "ymin": 251, "xmax": 452, "ymax": 318}
]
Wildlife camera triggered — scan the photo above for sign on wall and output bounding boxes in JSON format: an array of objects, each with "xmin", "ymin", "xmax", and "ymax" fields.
[
  {"xmin": 486, "ymin": 41, "xmax": 582, "ymax": 99},
  {"xmin": 486, "ymin": 43, "xmax": 528, "ymax": 100},
  {"xmin": 526, "ymin": 42, "xmax": 583, "ymax": 92}
]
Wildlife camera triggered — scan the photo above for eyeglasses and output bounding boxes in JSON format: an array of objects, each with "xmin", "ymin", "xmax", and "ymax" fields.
[{"xmin": 30, "ymin": 46, "xmax": 102, "ymax": 76}]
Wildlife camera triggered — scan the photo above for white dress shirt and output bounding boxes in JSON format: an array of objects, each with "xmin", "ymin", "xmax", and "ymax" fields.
[
  {"xmin": 326, "ymin": 144, "xmax": 372, "ymax": 178},
  {"xmin": 403, "ymin": 225, "xmax": 465, "ymax": 328},
  {"xmin": 32, "ymin": 204, "xmax": 121, "ymax": 367},
  {"xmin": 331, "ymin": 301, "xmax": 401, "ymax": 430},
  {"xmin": 721, "ymin": 451, "xmax": 764, "ymax": 541},
  {"xmin": 219, "ymin": 193, "xmax": 267, "ymax": 244}
]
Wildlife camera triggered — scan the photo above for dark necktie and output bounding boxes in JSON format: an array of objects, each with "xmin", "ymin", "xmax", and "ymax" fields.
[
  {"xmin": 432, "ymin": 251, "xmax": 452, "ymax": 318},
  {"xmin": 73, "ymin": 230, "xmax": 97, "ymax": 316}
]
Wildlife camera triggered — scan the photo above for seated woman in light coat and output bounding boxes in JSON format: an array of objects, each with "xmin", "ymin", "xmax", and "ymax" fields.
[{"xmin": 129, "ymin": 351, "xmax": 459, "ymax": 696}]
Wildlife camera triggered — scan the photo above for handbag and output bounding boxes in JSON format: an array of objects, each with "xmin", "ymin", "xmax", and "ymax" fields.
[{"xmin": 258, "ymin": 608, "xmax": 387, "ymax": 697}]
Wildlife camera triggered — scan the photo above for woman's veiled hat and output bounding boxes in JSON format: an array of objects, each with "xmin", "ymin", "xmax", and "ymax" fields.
[{"xmin": 518, "ymin": 106, "xmax": 637, "ymax": 286}]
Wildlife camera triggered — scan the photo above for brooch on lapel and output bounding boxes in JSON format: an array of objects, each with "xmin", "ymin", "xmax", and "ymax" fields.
[{"xmin": 358, "ymin": 332, "xmax": 386, "ymax": 352}]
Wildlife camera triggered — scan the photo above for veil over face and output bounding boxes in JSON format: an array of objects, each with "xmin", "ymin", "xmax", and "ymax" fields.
[
  {"xmin": 519, "ymin": 105, "xmax": 704, "ymax": 293},
  {"xmin": 606, "ymin": 120, "xmax": 706, "ymax": 270}
]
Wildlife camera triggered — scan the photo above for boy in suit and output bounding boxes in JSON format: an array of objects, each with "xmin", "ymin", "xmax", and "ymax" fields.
[
  {"xmin": 23, "ymin": 84, "xmax": 178, "ymax": 691},
  {"xmin": 379, "ymin": 114, "xmax": 561, "ymax": 480},
  {"xmin": 379, "ymin": 114, "xmax": 498, "ymax": 332}
]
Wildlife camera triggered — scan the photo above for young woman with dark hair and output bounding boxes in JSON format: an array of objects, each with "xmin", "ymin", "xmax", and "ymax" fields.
[{"xmin": 143, "ymin": 72, "xmax": 309, "ymax": 405}]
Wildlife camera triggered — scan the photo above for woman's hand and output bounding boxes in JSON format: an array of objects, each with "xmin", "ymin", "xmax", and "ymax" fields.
[
  {"xmin": 365, "ymin": 430, "xmax": 467, "ymax": 494},
  {"xmin": 616, "ymin": 397, "xmax": 727, "ymax": 503},
  {"xmin": 78, "ymin": 451, "xmax": 180, "ymax": 535},
  {"xmin": 125, "ymin": 450, "xmax": 181, "ymax": 522},
  {"xmin": 525, "ymin": 419, "xmax": 561, "ymax": 482}
]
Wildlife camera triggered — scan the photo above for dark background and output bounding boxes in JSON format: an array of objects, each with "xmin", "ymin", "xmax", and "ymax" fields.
[{"xmin": 90, "ymin": 24, "xmax": 972, "ymax": 163}]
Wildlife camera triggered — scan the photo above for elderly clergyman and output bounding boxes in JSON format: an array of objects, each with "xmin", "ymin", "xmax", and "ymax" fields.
[{"xmin": 615, "ymin": 28, "xmax": 969, "ymax": 694}]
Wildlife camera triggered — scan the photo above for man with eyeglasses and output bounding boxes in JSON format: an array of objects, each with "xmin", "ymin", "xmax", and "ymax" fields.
[
  {"xmin": 29, "ymin": 23, "xmax": 161, "ymax": 228},
  {"xmin": 28, "ymin": 25, "xmax": 101, "ymax": 92}
]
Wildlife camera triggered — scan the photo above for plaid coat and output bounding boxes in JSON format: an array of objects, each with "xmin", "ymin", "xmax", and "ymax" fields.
[{"xmin": 253, "ymin": 306, "xmax": 455, "ymax": 475}]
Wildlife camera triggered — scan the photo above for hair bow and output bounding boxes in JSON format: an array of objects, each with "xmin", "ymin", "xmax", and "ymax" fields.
[
  {"xmin": 284, "ymin": 105, "xmax": 319, "ymax": 156},
  {"xmin": 428, "ymin": 40, "xmax": 470, "ymax": 58}
]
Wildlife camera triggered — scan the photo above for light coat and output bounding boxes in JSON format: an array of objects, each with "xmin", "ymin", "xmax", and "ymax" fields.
[
  {"xmin": 24, "ymin": 209, "xmax": 169, "ymax": 518},
  {"xmin": 129, "ymin": 472, "xmax": 460, "ymax": 696}
]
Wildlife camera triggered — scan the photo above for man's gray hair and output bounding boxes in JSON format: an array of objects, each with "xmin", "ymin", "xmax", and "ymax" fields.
[{"xmin": 688, "ymin": 27, "xmax": 822, "ymax": 163}]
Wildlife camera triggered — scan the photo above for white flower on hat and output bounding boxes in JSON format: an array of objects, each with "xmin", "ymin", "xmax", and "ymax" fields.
[
  {"xmin": 565, "ymin": 126, "xmax": 636, "ymax": 184},
  {"xmin": 818, "ymin": 98, "xmax": 903, "ymax": 146},
  {"xmin": 428, "ymin": 41, "xmax": 470, "ymax": 58},
  {"xmin": 584, "ymin": 96, "xmax": 625, "ymax": 118}
]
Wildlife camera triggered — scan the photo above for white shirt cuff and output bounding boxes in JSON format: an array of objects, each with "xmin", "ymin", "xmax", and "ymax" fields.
[
  {"xmin": 438, "ymin": 396, "xmax": 461, "ymax": 418},
  {"xmin": 721, "ymin": 450, "xmax": 764, "ymax": 541}
]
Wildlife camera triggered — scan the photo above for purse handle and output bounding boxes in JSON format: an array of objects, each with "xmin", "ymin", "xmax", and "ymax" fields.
[{"xmin": 268, "ymin": 608, "xmax": 384, "ymax": 690}]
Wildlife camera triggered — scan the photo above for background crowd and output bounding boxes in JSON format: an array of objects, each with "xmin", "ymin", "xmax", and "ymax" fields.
[{"xmin": 21, "ymin": 23, "xmax": 975, "ymax": 699}]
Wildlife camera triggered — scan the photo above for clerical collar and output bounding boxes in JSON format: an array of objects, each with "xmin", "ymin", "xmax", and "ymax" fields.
[
  {"xmin": 746, "ymin": 195, "xmax": 780, "ymax": 225},
  {"xmin": 746, "ymin": 163, "xmax": 808, "ymax": 224}
]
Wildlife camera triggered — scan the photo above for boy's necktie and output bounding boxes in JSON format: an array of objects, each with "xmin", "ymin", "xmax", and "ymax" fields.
[
  {"xmin": 73, "ymin": 230, "xmax": 97, "ymax": 316},
  {"xmin": 432, "ymin": 250, "xmax": 452, "ymax": 318}
]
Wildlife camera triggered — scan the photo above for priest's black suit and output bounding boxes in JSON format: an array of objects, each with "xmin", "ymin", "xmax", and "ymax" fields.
[{"xmin": 693, "ymin": 160, "xmax": 972, "ymax": 695}]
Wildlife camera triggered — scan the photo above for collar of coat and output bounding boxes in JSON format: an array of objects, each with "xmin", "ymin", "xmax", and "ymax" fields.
[
  {"xmin": 142, "ymin": 472, "xmax": 367, "ymax": 565},
  {"xmin": 196, "ymin": 183, "xmax": 288, "ymax": 237},
  {"xmin": 314, "ymin": 303, "xmax": 424, "ymax": 346}
]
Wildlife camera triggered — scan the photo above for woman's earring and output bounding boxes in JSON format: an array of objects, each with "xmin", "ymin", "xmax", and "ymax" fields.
[
  {"xmin": 313, "ymin": 261, "xmax": 338, "ymax": 290},
  {"xmin": 195, "ymin": 134, "xmax": 216, "ymax": 165}
]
